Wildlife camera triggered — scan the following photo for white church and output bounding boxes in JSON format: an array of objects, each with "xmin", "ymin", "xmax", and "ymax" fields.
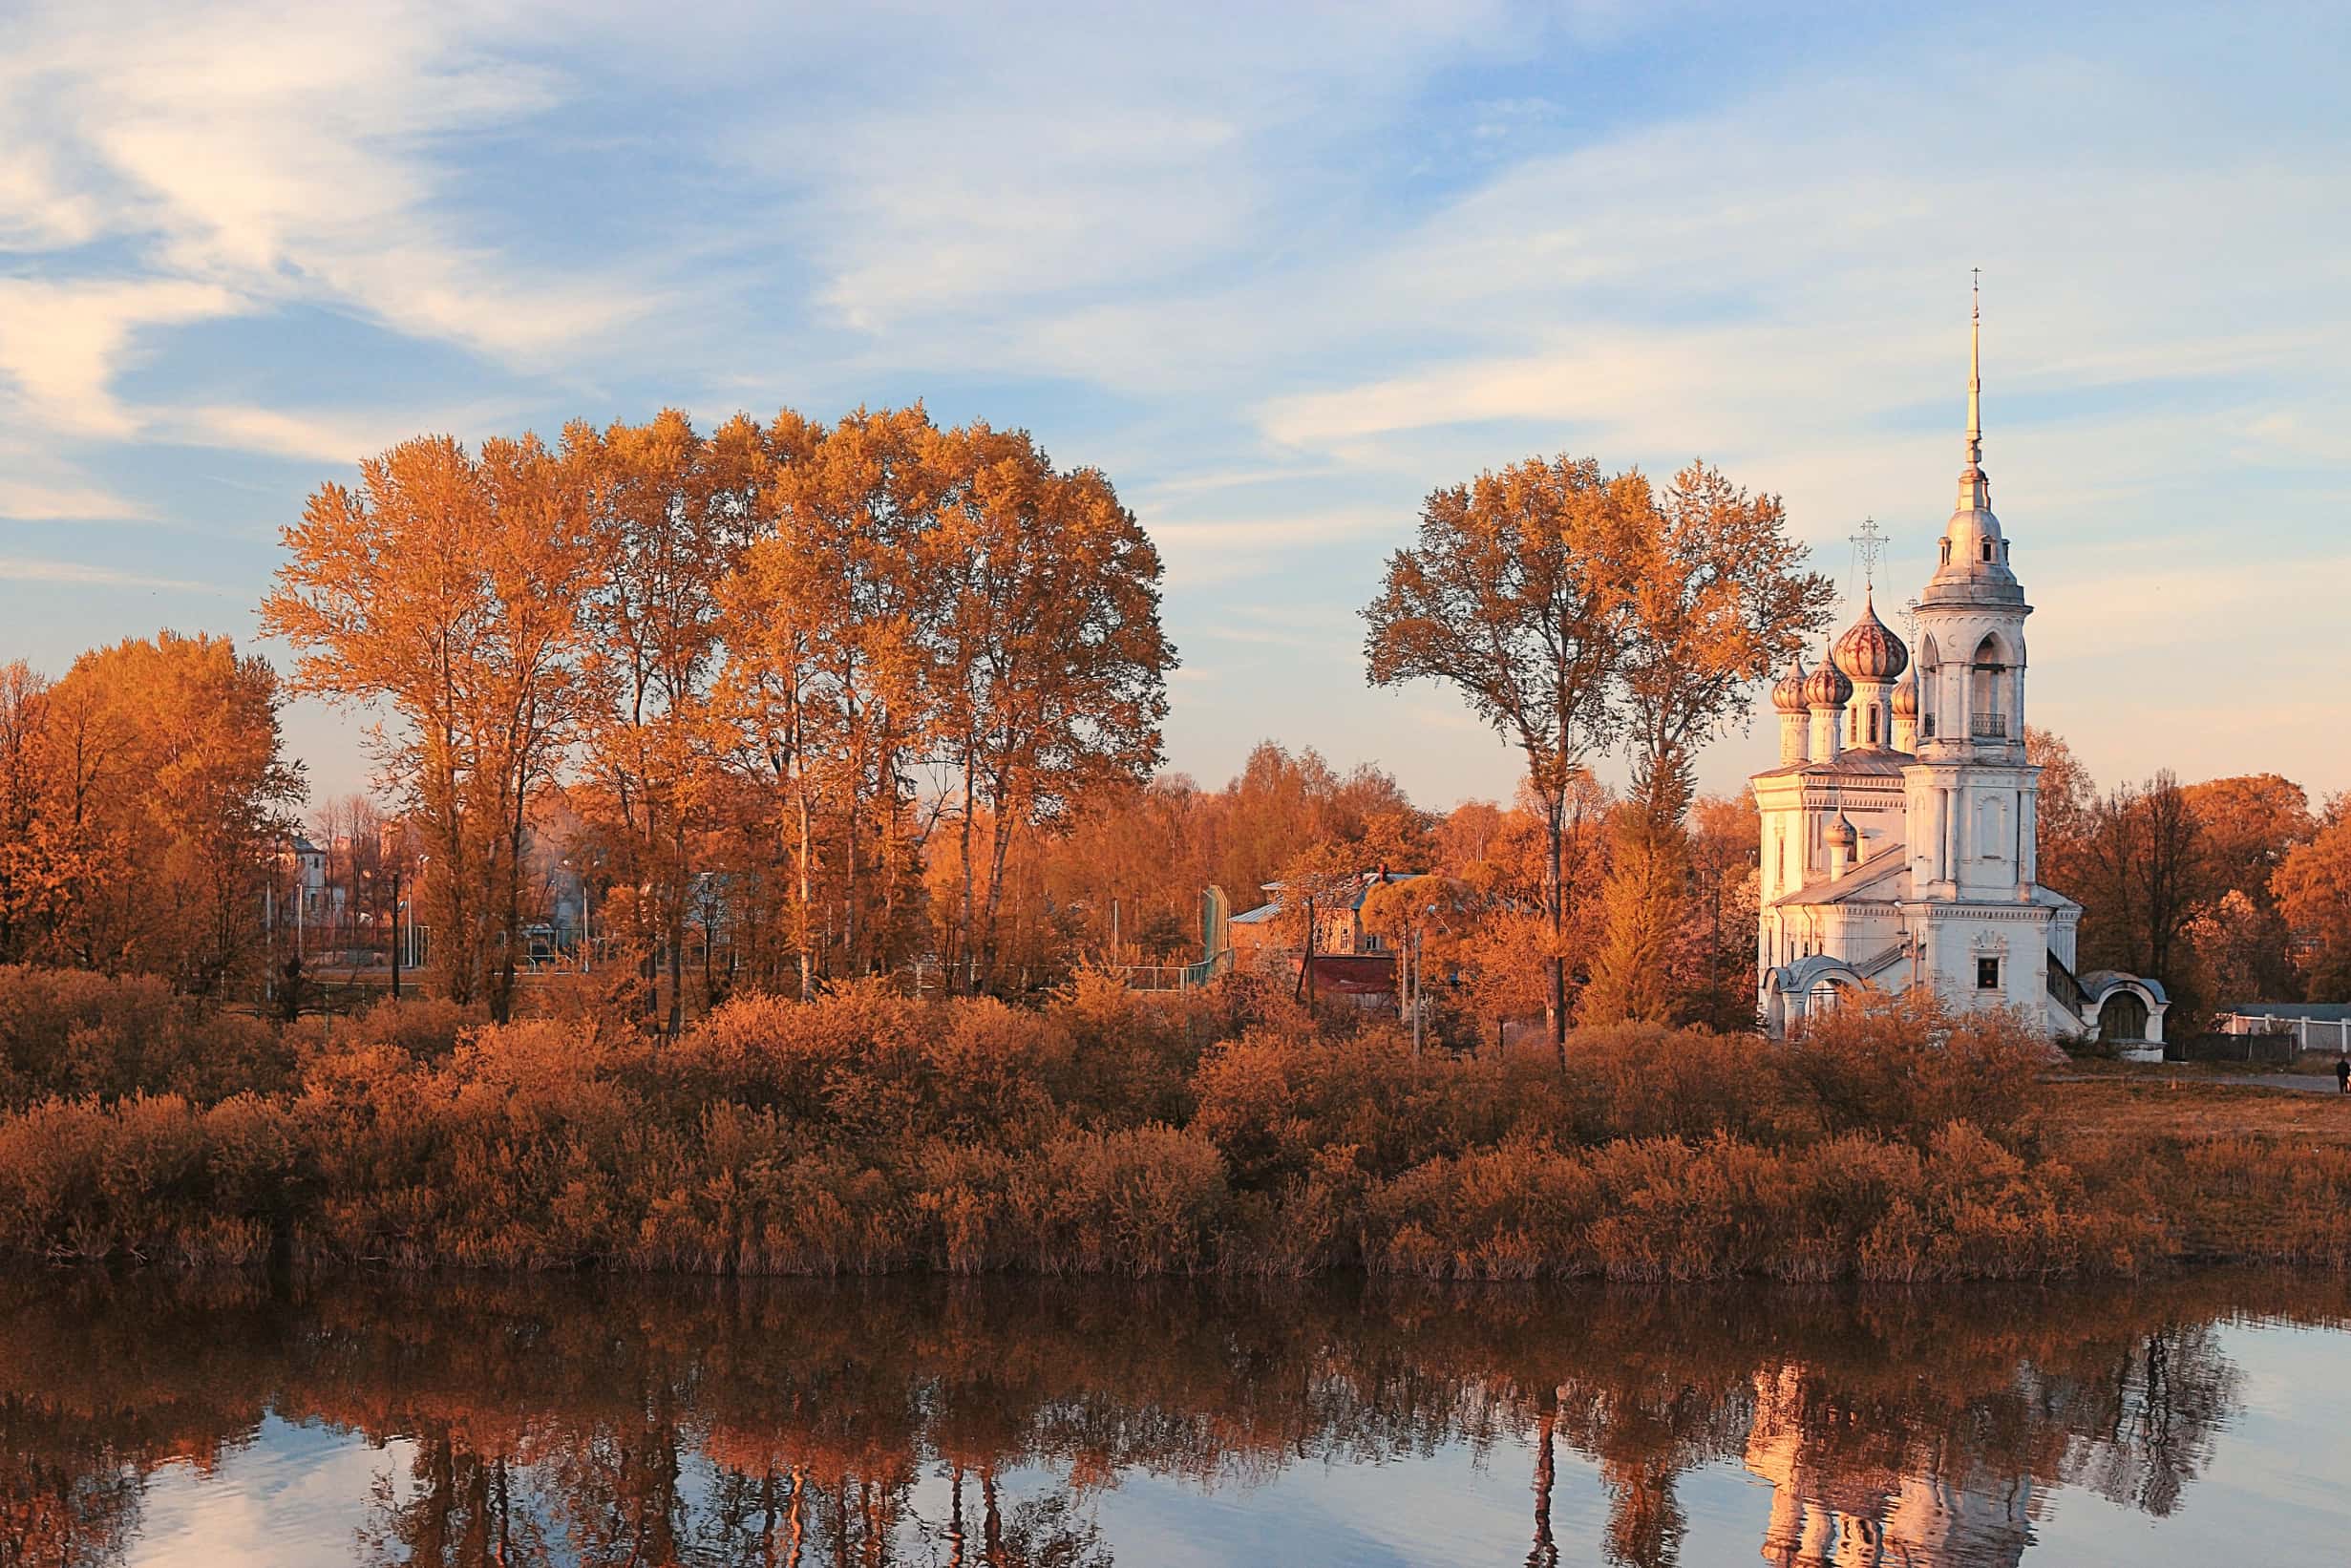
[{"xmin": 1754, "ymin": 301, "xmax": 2168, "ymax": 1055}]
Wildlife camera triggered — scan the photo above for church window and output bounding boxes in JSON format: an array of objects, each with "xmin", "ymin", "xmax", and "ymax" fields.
[
  {"xmin": 1977, "ymin": 957, "xmax": 2001, "ymax": 990},
  {"xmin": 1868, "ymin": 706, "xmax": 1879, "ymax": 744},
  {"xmin": 1980, "ymin": 539, "xmax": 1994, "ymax": 562},
  {"xmin": 1940, "ymin": 540, "xmax": 1951, "ymax": 563}
]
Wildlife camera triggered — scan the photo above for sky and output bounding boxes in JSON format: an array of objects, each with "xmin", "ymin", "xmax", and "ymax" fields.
[{"xmin": 3, "ymin": 0, "xmax": 2347, "ymax": 816}]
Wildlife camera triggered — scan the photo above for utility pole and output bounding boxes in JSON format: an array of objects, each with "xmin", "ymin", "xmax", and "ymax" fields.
[
  {"xmin": 390, "ymin": 867, "xmax": 402, "ymax": 1001},
  {"xmin": 1410, "ymin": 926, "xmax": 1424, "ymax": 1058}
]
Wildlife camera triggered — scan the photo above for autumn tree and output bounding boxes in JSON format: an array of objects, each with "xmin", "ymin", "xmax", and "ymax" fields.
[
  {"xmin": 721, "ymin": 407, "xmax": 933, "ymax": 994},
  {"xmin": 925, "ymin": 422, "xmax": 1173, "ymax": 992},
  {"xmin": 2275, "ymin": 798, "xmax": 2351, "ymax": 1002},
  {"xmin": 11, "ymin": 635, "xmax": 304, "ymax": 990},
  {"xmin": 1427, "ymin": 775, "xmax": 1609, "ymax": 1041},
  {"xmin": 573, "ymin": 410, "xmax": 773, "ymax": 1030},
  {"xmin": 262, "ymin": 434, "xmax": 598, "ymax": 1020},
  {"xmin": 1680, "ymin": 790, "xmax": 1764, "ymax": 1031},
  {"xmin": 0, "ymin": 662, "xmax": 66, "ymax": 964},
  {"xmin": 1584, "ymin": 465, "xmax": 1829, "ymax": 1026},
  {"xmin": 2180, "ymin": 773, "xmax": 2310, "ymax": 1001},
  {"xmin": 1365, "ymin": 456, "xmax": 1636, "ymax": 1057},
  {"xmin": 2025, "ymin": 727, "xmax": 2095, "ymax": 901},
  {"xmin": 2071, "ymin": 771, "xmax": 2208, "ymax": 1018}
]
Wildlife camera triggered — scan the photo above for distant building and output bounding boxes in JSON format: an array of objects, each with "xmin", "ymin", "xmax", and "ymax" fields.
[
  {"xmin": 1229, "ymin": 870, "xmax": 1419, "ymax": 957},
  {"xmin": 1230, "ymin": 869, "xmax": 1420, "ymax": 1006},
  {"xmin": 1753, "ymin": 299, "xmax": 2167, "ymax": 1056}
]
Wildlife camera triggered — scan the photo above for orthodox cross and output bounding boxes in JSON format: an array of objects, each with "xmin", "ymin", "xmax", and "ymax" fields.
[
  {"xmin": 1849, "ymin": 516, "xmax": 1888, "ymax": 593},
  {"xmin": 1898, "ymin": 597, "xmax": 1920, "ymax": 644}
]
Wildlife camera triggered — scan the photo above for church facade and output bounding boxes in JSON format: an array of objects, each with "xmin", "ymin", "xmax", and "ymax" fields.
[{"xmin": 1754, "ymin": 306, "xmax": 2169, "ymax": 1055}]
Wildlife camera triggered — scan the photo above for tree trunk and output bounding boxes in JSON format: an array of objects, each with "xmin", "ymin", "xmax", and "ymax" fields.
[
  {"xmin": 667, "ymin": 812, "xmax": 687, "ymax": 1035},
  {"xmin": 1547, "ymin": 795, "xmax": 1567, "ymax": 1068},
  {"xmin": 959, "ymin": 730, "xmax": 978, "ymax": 994}
]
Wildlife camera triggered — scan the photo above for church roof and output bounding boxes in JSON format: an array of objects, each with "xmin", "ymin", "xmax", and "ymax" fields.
[
  {"xmin": 1832, "ymin": 592, "xmax": 1909, "ymax": 680},
  {"xmin": 1769, "ymin": 839, "xmax": 1911, "ymax": 905},
  {"xmin": 1750, "ymin": 746, "xmax": 1915, "ymax": 781},
  {"xmin": 1801, "ymin": 658, "xmax": 1853, "ymax": 709},
  {"xmin": 1771, "ymin": 654, "xmax": 1810, "ymax": 714},
  {"xmin": 2082, "ymin": 969, "xmax": 2170, "ymax": 1005}
]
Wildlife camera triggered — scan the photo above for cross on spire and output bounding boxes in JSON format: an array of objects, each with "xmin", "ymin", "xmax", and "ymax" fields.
[
  {"xmin": 1849, "ymin": 516, "xmax": 1887, "ymax": 592},
  {"xmin": 1966, "ymin": 268, "xmax": 1983, "ymax": 465}
]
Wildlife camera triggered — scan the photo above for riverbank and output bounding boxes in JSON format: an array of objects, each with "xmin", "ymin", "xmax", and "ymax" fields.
[{"xmin": 0, "ymin": 965, "xmax": 2345, "ymax": 1280}]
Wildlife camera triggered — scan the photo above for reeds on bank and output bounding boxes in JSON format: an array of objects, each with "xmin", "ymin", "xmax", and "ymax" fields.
[{"xmin": 0, "ymin": 965, "xmax": 2339, "ymax": 1278}]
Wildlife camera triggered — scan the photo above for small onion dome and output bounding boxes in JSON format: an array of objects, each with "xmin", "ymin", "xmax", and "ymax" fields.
[
  {"xmin": 1802, "ymin": 658, "xmax": 1853, "ymax": 709},
  {"xmin": 1832, "ymin": 593, "xmax": 1909, "ymax": 681},
  {"xmin": 1891, "ymin": 673, "xmax": 1919, "ymax": 718},
  {"xmin": 1826, "ymin": 813, "xmax": 1858, "ymax": 851},
  {"xmin": 1771, "ymin": 655, "xmax": 1811, "ymax": 713}
]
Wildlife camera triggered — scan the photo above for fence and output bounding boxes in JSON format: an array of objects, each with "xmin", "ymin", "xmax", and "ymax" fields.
[{"xmin": 2213, "ymin": 1012, "xmax": 2351, "ymax": 1053}]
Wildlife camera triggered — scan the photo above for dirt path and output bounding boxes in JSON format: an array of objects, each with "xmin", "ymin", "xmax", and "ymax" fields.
[{"xmin": 2202, "ymin": 1072, "xmax": 2350, "ymax": 1095}]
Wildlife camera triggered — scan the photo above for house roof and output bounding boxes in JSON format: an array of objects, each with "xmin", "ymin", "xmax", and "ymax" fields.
[
  {"xmin": 1296, "ymin": 954, "xmax": 1399, "ymax": 995},
  {"xmin": 2221, "ymin": 1001, "xmax": 2350, "ymax": 1021},
  {"xmin": 1233, "ymin": 870, "xmax": 1424, "ymax": 923}
]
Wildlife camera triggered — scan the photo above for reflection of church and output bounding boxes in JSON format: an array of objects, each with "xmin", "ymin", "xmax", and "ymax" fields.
[
  {"xmin": 1743, "ymin": 1366, "xmax": 2036, "ymax": 1567},
  {"xmin": 1755, "ymin": 298, "xmax": 2166, "ymax": 1051}
]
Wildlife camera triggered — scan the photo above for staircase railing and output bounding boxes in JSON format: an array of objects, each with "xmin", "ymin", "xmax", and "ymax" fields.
[
  {"xmin": 1854, "ymin": 937, "xmax": 1911, "ymax": 979},
  {"xmin": 2046, "ymin": 951, "xmax": 2091, "ymax": 1019}
]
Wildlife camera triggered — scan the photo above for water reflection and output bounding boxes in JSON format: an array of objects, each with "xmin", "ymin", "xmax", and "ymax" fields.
[{"xmin": 0, "ymin": 1270, "xmax": 2336, "ymax": 1567}]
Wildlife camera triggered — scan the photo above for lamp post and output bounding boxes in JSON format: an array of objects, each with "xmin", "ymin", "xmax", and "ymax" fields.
[
  {"xmin": 563, "ymin": 858, "xmax": 591, "ymax": 973},
  {"xmin": 406, "ymin": 854, "xmax": 427, "ymax": 990},
  {"xmin": 390, "ymin": 867, "xmax": 403, "ymax": 1000}
]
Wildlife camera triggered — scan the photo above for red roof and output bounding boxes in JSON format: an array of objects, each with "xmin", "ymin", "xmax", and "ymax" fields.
[{"xmin": 1296, "ymin": 954, "xmax": 1399, "ymax": 996}]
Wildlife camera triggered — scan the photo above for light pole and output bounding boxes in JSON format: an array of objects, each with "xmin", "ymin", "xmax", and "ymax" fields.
[
  {"xmin": 564, "ymin": 858, "xmax": 591, "ymax": 973},
  {"xmin": 390, "ymin": 867, "xmax": 402, "ymax": 1000},
  {"xmin": 406, "ymin": 854, "xmax": 427, "ymax": 987}
]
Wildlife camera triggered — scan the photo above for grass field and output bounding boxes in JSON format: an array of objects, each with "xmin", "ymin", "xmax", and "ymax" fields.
[{"xmin": 2045, "ymin": 1071, "xmax": 2351, "ymax": 1263}]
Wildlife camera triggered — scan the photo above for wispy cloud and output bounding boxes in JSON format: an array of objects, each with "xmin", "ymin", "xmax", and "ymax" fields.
[
  {"xmin": 0, "ymin": 2, "xmax": 2345, "ymax": 811},
  {"xmin": 0, "ymin": 555, "xmax": 207, "ymax": 592}
]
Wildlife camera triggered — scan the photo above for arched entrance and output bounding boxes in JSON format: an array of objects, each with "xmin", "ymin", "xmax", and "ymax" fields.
[{"xmin": 2099, "ymin": 989, "xmax": 2150, "ymax": 1044}]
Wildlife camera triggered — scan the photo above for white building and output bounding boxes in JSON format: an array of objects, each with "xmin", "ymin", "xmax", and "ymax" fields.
[{"xmin": 1754, "ymin": 300, "xmax": 2167, "ymax": 1055}]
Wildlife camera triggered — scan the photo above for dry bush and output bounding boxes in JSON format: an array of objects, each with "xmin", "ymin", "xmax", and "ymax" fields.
[
  {"xmin": 0, "ymin": 963, "xmax": 2327, "ymax": 1279},
  {"xmin": 0, "ymin": 964, "xmax": 288, "ymax": 1108}
]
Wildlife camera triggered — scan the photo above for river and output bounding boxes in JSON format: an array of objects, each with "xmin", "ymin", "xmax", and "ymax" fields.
[{"xmin": 1, "ymin": 1269, "xmax": 2344, "ymax": 1565}]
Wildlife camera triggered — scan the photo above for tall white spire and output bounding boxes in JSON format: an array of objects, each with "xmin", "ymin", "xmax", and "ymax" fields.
[
  {"xmin": 1966, "ymin": 268, "xmax": 1981, "ymax": 465},
  {"xmin": 1957, "ymin": 269, "xmax": 1989, "ymax": 512}
]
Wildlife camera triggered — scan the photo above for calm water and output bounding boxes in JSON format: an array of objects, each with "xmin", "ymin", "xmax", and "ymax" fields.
[{"xmin": 4, "ymin": 1270, "xmax": 2349, "ymax": 1566}]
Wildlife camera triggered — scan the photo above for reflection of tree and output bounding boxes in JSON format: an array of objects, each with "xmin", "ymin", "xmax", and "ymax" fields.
[
  {"xmin": 357, "ymin": 1433, "xmax": 537, "ymax": 1567},
  {"xmin": 0, "ymin": 1271, "xmax": 2328, "ymax": 1566},
  {"xmin": 0, "ymin": 1432, "xmax": 142, "ymax": 1568},
  {"xmin": 2059, "ymin": 1324, "xmax": 2241, "ymax": 1519},
  {"xmin": 1525, "ymin": 1397, "xmax": 1557, "ymax": 1568}
]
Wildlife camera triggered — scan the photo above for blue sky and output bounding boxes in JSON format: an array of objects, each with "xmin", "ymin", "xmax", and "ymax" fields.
[{"xmin": 3, "ymin": 1, "xmax": 2347, "ymax": 813}]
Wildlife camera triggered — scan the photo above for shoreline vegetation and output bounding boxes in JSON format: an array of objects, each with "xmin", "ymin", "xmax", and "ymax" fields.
[{"xmin": 0, "ymin": 965, "xmax": 2345, "ymax": 1281}]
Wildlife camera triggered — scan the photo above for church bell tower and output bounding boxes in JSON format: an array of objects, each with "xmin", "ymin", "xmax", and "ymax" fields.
[{"xmin": 1903, "ymin": 280, "xmax": 2046, "ymax": 1006}]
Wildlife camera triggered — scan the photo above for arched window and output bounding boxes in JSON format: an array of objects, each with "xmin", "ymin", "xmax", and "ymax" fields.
[
  {"xmin": 1868, "ymin": 705, "xmax": 1879, "ymax": 745},
  {"xmin": 1971, "ymin": 634, "xmax": 2005, "ymax": 738}
]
